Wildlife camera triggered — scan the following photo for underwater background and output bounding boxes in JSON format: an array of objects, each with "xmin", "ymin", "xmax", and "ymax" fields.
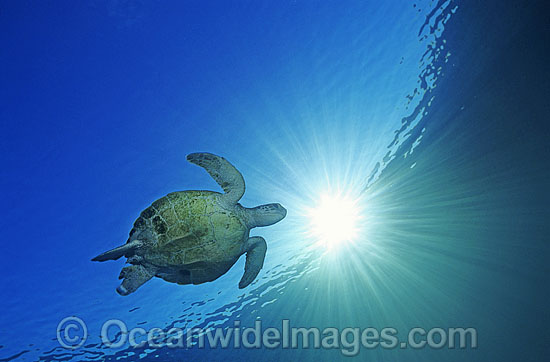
[{"xmin": 1, "ymin": 0, "xmax": 548, "ymax": 361}]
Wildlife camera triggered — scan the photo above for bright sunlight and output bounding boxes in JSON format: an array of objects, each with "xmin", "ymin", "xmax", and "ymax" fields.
[{"xmin": 308, "ymin": 193, "xmax": 362, "ymax": 249}]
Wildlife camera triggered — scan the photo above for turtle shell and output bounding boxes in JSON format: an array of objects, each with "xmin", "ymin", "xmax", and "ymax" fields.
[{"xmin": 128, "ymin": 191, "xmax": 249, "ymax": 268}]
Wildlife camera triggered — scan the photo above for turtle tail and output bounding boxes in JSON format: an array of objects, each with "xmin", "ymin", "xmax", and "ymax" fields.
[{"xmin": 92, "ymin": 241, "xmax": 140, "ymax": 262}]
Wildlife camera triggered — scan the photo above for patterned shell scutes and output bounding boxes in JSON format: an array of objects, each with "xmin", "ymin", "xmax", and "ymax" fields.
[{"xmin": 128, "ymin": 190, "xmax": 248, "ymax": 267}]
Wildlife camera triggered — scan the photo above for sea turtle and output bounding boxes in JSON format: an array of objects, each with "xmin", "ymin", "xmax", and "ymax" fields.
[{"xmin": 92, "ymin": 152, "xmax": 287, "ymax": 295}]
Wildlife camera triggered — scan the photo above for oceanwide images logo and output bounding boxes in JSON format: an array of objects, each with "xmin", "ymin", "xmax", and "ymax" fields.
[{"xmin": 57, "ymin": 317, "xmax": 478, "ymax": 357}]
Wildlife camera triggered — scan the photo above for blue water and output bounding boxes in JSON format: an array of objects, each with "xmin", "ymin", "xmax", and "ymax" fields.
[{"xmin": 1, "ymin": 1, "xmax": 548, "ymax": 361}]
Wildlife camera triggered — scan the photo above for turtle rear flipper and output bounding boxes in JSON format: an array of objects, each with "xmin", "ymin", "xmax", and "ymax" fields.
[
  {"xmin": 92, "ymin": 240, "xmax": 141, "ymax": 262},
  {"xmin": 117, "ymin": 265, "xmax": 154, "ymax": 296}
]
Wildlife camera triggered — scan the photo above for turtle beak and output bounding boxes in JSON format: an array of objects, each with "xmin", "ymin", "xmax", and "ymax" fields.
[
  {"xmin": 279, "ymin": 204, "xmax": 287, "ymax": 219},
  {"xmin": 249, "ymin": 203, "xmax": 287, "ymax": 227},
  {"xmin": 274, "ymin": 203, "xmax": 287, "ymax": 222}
]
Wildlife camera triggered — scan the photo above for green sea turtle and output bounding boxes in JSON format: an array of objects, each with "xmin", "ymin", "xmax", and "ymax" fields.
[{"xmin": 92, "ymin": 152, "xmax": 287, "ymax": 295}]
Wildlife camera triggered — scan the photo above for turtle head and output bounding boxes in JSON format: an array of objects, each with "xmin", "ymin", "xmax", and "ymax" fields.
[{"xmin": 247, "ymin": 203, "xmax": 287, "ymax": 228}]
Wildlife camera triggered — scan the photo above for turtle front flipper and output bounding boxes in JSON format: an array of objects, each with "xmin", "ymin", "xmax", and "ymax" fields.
[
  {"xmin": 187, "ymin": 152, "xmax": 245, "ymax": 205},
  {"xmin": 239, "ymin": 236, "xmax": 267, "ymax": 289},
  {"xmin": 117, "ymin": 265, "xmax": 154, "ymax": 296}
]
